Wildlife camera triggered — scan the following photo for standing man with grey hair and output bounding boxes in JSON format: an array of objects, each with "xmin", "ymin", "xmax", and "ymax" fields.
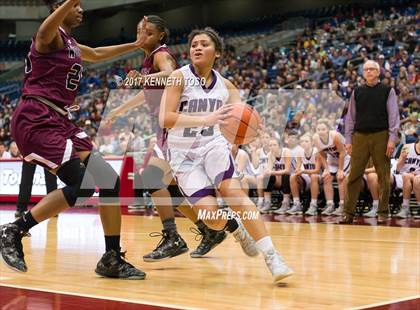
[{"xmin": 340, "ymin": 60, "xmax": 400, "ymax": 224}]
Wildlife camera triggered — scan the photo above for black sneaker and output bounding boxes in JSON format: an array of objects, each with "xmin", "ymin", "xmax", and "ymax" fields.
[
  {"xmin": 190, "ymin": 227, "xmax": 227, "ymax": 258},
  {"xmin": 95, "ymin": 250, "xmax": 146, "ymax": 280},
  {"xmin": 0, "ymin": 223, "xmax": 30, "ymax": 272},
  {"xmin": 143, "ymin": 229, "xmax": 189, "ymax": 262}
]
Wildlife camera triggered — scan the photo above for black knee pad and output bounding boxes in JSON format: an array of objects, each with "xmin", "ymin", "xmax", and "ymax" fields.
[
  {"xmin": 57, "ymin": 158, "xmax": 95, "ymax": 206},
  {"xmin": 141, "ymin": 165, "xmax": 167, "ymax": 194},
  {"xmin": 84, "ymin": 152, "xmax": 120, "ymax": 204},
  {"xmin": 281, "ymin": 174, "xmax": 291, "ymax": 194},
  {"xmin": 264, "ymin": 175, "xmax": 276, "ymax": 192},
  {"xmin": 167, "ymin": 183, "xmax": 185, "ymax": 208}
]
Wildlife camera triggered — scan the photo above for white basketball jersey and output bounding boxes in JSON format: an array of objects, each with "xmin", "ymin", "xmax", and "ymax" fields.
[
  {"xmin": 301, "ymin": 147, "xmax": 318, "ymax": 171},
  {"xmin": 290, "ymin": 145, "xmax": 304, "ymax": 171},
  {"xmin": 403, "ymin": 143, "xmax": 420, "ymax": 175},
  {"xmin": 318, "ymin": 131, "xmax": 340, "ymax": 159},
  {"xmin": 258, "ymin": 147, "xmax": 270, "ymax": 173},
  {"xmin": 167, "ymin": 64, "xmax": 229, "ymax": 150},
  {"xmin": 272, "ymin": 148, "xmax": 289, "ymax": 171},
  {"xmin": 235, "ymin": 149, "xmax": 257, "ymax": 176},
  {"xmin": 318, "ymin": 131, "xmax": 350, "ymax": 168}
]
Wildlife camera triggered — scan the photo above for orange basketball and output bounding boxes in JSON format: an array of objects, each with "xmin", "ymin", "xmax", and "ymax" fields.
[{"xmin": 220, "ymin": 103, "xmax": 262, "ymax": 145}]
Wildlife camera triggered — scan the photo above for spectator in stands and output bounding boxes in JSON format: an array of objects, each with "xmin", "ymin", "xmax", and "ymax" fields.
[
  {"xmin": 99, "ymin": 135, "xmax": 115, "ymax": 156},
  {"xmin": 9, "ymin": 141, "xmax": 20, "ymax": 158},
  {"xmin": 0, "ymin": 141, "xmax": 11, "ymax": 159}
]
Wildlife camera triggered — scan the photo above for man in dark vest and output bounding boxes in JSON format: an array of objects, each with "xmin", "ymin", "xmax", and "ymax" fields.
[{"xmin": 340, "ymin": 60, "xmax": 400, "ymax": 224}]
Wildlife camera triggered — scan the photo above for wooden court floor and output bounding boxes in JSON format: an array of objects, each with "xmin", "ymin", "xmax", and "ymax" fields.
[{"xmin": 0, "ymin": 209, "xmax": 419, "ymax": 309}]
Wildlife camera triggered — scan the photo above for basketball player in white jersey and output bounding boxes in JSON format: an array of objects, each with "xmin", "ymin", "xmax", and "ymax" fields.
[
  {"xmin": 286, "ymin": 130, "xmax": 304, "ymax": 173},
  {"xmin": 260, "ymin": 138, "xmax": 292, "ymax": 214},
  {"xmin": 358, "ymin": 156, "xmax": 406, "ymax": 218},
  {"xmin": 106, "ymin": 16, "xmax": 226, "ymax": 260},
  {"xmin": 361, "ymin": 161, "xmax": 382, "ymax": 217},
  {"xmin": 395, "ymin": 140, "xmax": 420, "ymax": 218},
  {"xmin": 252, "ymin": 132, "xmax": 271, "ymax": 211},
  {"xmin": 289, "ymin": 134, "xmax": 322, "ymax": 215},
  {"xmin": 159, "ymin": 27, "xmax": 293, "ymax": 283},
  {"xmin": 231, "ymin": 144, "xmax": 258, "ymax": 194},
  {"xmin": 313, "ymin": 120, "xmax": 350, "ymax": 216}
]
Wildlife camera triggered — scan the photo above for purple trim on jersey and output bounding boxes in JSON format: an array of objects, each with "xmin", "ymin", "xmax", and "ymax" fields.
[
  {"xmin": 189, "ymin": 64, "xmax": 217, "ymax": 93},
  {"xmin": 214, "ymin": 155, "xmax": 235, "ymax": 187},
  {"xmin": 187, "ymin": 187, "xmax": 216, "ymax": 204},
  {"xmin": 344, "ymin": 161, "xmax": 351, "ymax": 173}
]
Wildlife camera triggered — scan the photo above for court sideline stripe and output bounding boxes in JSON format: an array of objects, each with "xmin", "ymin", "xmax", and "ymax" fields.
[{"xmin": 0, "ymin": 283, "xmax": 199, "ymax": 310}]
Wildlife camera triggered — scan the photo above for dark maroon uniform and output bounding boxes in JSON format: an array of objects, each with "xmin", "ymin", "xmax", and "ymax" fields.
[
  {"xmin": 11, "ymin": 27, "xmax": 92, "ymax": 170},
  {"xmin": 140, "ymin": 44, "xmax": 177, "ymax": 159}
]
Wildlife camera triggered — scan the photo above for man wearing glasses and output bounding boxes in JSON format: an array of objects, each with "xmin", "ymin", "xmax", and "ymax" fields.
[{"xmin": 340, "ymin": 60, "xmax": 400, "ymax": 224}]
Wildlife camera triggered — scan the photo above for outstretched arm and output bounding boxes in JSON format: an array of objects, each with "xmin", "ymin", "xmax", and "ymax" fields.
[
  {"xmin": 79, "ymin": 42, "xmax": 140, "ymax": 63},
  {"xmin": 78, "ymin": 16, "xmax": 148, "ymax": 63}
]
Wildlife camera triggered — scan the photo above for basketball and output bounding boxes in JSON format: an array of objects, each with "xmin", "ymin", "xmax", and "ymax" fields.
[{"xmin": 220, "ymin": 103, "xmax": 262, "ymax": 145}]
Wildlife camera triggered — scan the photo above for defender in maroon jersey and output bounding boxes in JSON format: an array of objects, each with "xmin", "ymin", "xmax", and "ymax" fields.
[{"xmin": 1, "ymin": 0, "xmax": 147, "ymax": 279}]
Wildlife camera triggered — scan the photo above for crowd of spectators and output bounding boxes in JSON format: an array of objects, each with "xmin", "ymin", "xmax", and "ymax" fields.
[{"xmin": 0, "ymin": 3, "xmax": 418, "ymax": 162}]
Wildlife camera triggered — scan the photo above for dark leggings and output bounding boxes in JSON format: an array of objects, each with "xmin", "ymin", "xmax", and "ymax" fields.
[
  {"xmin": 263, "ymin": 174, "xmax": 291, "ymax": 194},
  {"xmin": 16, "ymin": 161, "xmax": 57, "ymax": 211}
]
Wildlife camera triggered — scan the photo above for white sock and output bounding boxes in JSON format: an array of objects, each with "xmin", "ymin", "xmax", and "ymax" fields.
[
  {"xmin": 256, "ymin": 236, "xmax": 275, "ymax": 255},
  {"xmin": 327, "ymin": 200, "xmax": 334, "ymax": 206},
  {"xmin": 402, "ymin": 199, "xmax": 410, "ymax": 208},
  {"xmin": 339, "ymin": 200, "xmax": 344, "ymax": 206},
  {"xmin": 257, "ymin": 197, "xmax": 264, "ymax": 204},
  {"xmin": 372, "ymin": 200, "xmax": 379, "ymax": 211},
  {"xmin": 293, "ymin": 198, "xmax": 300, "ymax": 205},
  {"xmin": 311, "ymin": 199, "xmax": 317, "ymax": 205},
  {"xmin": 417, "ymin": 201, "xmax": 420, "ymax": 207},
  {"xmin": 283, "ymin": 196, "xmax": 290, "ymax": 204}
]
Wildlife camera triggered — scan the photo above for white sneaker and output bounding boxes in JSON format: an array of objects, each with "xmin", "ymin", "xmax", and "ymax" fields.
[
  {"xmin": 264, "ymin": 249, "xmax": 294, "ymax": 284},
  {"xmin": 273, "ymin": 202, "xmax": 290, "ymax": 215},
  {"xmin": 332, "ymin": 204, "xmax": 344, "ymax": 216},
  {"xmin": 305, "ymin": 204, "xmax": 318, "ymax": 216},
  {"xmin": 286, "ymin": 203, "xmax": 302, "ymax": 215},
  {"xmin": 232, "ymin": 218, "xmax": 259, "ymax": 257},
  {"xmin": 395, "ymin": 208, "xmax": 411, "ymax": 218},
  {"xmin": 363, "ymin": 208, "xmax": 377, "ymax": 217},
  {"xmin": 322, "ymin": 204, "xmax": 335, "ymax": 215},
  {"xmin": 259, "ymin": 201, "xmax": 271, "ymax": 213},
  {"xmin": 256, "ymin": 200, "xmax": 264, "ymax": 211}
]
